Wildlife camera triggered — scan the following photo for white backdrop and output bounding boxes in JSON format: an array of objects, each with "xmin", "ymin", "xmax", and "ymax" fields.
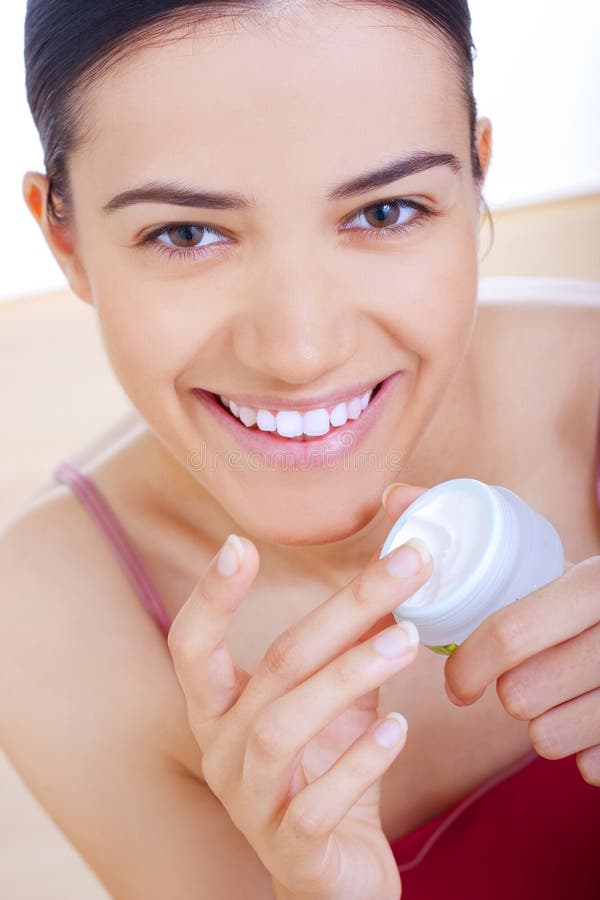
[{"xmin": 1, "ymin": 0, "xmax": 599, "ymax": 301}]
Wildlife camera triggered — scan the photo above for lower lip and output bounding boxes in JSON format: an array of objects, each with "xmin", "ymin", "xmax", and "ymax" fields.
[{"xmin": 192, "ymin": 370, "xmax": 403, "ymax": 470}]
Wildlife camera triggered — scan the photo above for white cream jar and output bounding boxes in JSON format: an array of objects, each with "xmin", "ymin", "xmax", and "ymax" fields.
[{"xmin": 379, "ymin": 478, "xmax": 564, "ymax": 654}]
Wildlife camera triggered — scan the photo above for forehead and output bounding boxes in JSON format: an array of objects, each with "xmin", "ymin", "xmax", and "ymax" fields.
[{"xmin": 70, "ymin": 2, "xmax": 467, "ymax": 197}]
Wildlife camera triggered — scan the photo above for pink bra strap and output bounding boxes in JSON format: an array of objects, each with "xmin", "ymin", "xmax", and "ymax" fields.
[{"xmin": 53, "ymin": 461, "xmax": 172, "ymax": 639}]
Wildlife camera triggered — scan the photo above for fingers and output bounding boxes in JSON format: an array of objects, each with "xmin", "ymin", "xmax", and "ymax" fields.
[
  {"xmin": 278, "ymin": 712, "xmax": 408, "ymax": 843},
  {"xmin": 576, "ymin": 744, "xmax": 600, "ymax": 787},
  {"xmin": 528, "ymin": 686, "xmax": 600, "ymax": 760},
  {"xmin": 167, "ymin": 534, "xmax": 259, "ymax": 728},
  {"xmin": 496, "ymin": 622, "xmax": 600, "ymax": 720},
  {"xmin": 445, "ymin": 556, "xmax": 600, "ymax": 706},
  {"xmin": 360, "ymin": 482, "xmax": 429, "ymax": 571},
  {"xmin": 347, "ymin": 482, "xmax": 430, "ymax": 636},
  {"xmin": 235, "ymin": 541, "xmax": 432, "ymax": 721},
  {"xmin": 242, "ymin": 620, "xmax": 419, "ymax": 821},
  {"xmin": 381, "ymin": 482, "xmax": 429, "ymax": 523}
]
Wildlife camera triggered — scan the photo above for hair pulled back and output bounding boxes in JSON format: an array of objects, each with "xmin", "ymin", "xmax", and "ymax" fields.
[{"xmin": 24, "ymin": 0, "xmax": 485, "ymax": 226}]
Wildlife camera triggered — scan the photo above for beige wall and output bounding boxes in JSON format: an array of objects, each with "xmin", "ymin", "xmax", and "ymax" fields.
[{"xmin": 479, "ymin": 192, "xmax": 600, "ymax": 281}]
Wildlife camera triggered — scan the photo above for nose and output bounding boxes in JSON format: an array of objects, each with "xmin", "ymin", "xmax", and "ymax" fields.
[{"xmin": 231, "ymin": 264, "xmax": 359, "ymax": 386}]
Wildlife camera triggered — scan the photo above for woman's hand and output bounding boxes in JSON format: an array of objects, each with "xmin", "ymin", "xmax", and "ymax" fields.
[
  {"xmin": 382, "ymin": 482, "xmax": 600, "ymax": 786},
  {"xmin": 167, "ymin": 487, "xmax": 432, "ymax": 900},
  {"xmin": 442, "ymin": 544, "xmax": 600, "ymax": 788}
]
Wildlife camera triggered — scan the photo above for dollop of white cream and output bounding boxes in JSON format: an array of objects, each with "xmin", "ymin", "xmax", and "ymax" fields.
[{"xmin": 388, "ymin": 488, "xmax": 490, "ymax": 608}]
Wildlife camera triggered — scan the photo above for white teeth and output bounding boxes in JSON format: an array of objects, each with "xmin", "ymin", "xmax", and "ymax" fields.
[
  {"xmin": 303, "ymin": 408, "xmax": 331, "ymax": 436},
  {"xmin": 239, "ymin": 406, "xmax": 257, "ymax": 427},
  {"xmin": 329, "ymin": 402, "xmax": 348, "ymax": 427},
  {"xmin": 256, "ymin": 409, "xmax": 276, "ymax": 431},
  {"xmin": 218, "ymin": 383, "xmax": 377, "ymax": 438},
  {"xmin": 276, "ymin": 410, "xmax": 303, "ymax": 438},
  {"xmin": 346, "ymin": 397, "xmax": 362, "ymax": 420}
]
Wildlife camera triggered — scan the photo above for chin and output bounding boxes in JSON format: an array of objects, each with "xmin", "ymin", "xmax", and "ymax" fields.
[{"xmin": 226, "ymin": 487, "xmax": 383, "ymax": 547}]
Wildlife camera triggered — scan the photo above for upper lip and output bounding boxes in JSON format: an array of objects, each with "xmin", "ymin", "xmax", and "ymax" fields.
[{"xmin": 201, "ymin": 372, "xmax": 397, "ymax": 412}]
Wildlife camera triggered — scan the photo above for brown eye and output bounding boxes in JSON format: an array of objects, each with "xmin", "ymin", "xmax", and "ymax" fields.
[
  {"xmin": 362, "ymin": 200, "xmax": 409, "ymax": 229},
  {"xmin": 340, "ymin": 198, "xmax": 433, "ymax": 244},
  {"xmin": 162, "ymin": 224, "xmax": 205, "ymax": 247},
  {"xmin": 141, "ymin": 221, "xmax": 229, "ymax": 261}
]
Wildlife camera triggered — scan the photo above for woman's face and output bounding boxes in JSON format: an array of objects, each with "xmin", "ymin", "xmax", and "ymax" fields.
[{"xmin": 28, "ymin": 2, "xmax": 491, "ymax": 546}]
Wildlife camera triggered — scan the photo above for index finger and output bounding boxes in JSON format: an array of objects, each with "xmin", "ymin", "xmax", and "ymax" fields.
[
  {"xmin": 167, "ymin": 534, "xmax": 259, "ymax": 724},
  {"xmin": 444, "ymin": 557, "xmax": 599, "ymax": 705}
]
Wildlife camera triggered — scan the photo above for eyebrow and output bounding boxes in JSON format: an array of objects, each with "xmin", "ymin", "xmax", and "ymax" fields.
[{"xmin": 101, "ymin": 150, "xmax": 462, "ymax": 213}]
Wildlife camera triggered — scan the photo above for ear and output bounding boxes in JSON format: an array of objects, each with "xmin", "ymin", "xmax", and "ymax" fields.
[
  {"xmin": 474, "ymin": 117, "xmax": 492, "ymax": 182},
  {"xmin": 22, "ymin": 171, "xmax": 93, "ymax": 305}
]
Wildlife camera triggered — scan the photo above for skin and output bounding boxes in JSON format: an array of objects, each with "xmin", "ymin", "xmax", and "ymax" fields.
[{"xmin": 19, "ymin": 1, "xmax": 600, "ymax": 896}]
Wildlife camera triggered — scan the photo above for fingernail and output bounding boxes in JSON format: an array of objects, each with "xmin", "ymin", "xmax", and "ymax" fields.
[
  {"xmin": 385, "ymin": 537, "xmax": 430, "ymax": 577},
  {"xmin": 381, "ymin": 482, "xmax": 412, "ymax": 506},
  {"xmin": 373, "ymin": 712, "xmax": 408, "ymax": 748},
  {"xmin": 217, "ymin": 533, "xmax": 244, "ymax": 576},
  {"xmin": 373, "ymin": 619, "xmax": 420, "ymax": 657}
]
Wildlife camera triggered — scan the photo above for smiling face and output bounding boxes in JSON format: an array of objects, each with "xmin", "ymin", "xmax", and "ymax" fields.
[{"xmin": 25, "ymin": 1, "xmax": 491, "ymax": 547}]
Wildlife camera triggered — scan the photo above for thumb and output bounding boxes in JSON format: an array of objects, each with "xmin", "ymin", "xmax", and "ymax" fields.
[
  {"xmin": 363, "ymin": 482, "xmax": 430, "ymax": 569},
  {"xmin": 381, "ymin": 481, "xmax": 429, "ymax": 523},
  {"xmin": 362, "ymin": 485, "xmax": 431, "ymax": 638}
]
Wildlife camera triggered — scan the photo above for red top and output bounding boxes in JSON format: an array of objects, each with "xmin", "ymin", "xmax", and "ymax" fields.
[{"xmin": 53, "ymin": 416, "xmax": 600, "ymax": 897}]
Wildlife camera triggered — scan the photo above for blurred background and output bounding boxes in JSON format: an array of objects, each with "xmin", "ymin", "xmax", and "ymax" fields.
[{"xmin": 1, "ymin": 1, "xmax": 599, "ymax": 897}]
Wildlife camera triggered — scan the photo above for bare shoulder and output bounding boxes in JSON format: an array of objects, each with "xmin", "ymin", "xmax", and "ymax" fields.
[
  {"xmin": 474, "ymin": 301, "xmax": 600, "ymax": 426},
  {"xmin": 0, "ymin": 482, "xmax": 204, "ymax": 772},
  {"xmin": 2, "ymin": 485, "xmax": 183, "ymax": 722},
  {"xmin": 0, "ymin": 492, "xmax": 274, "ymax": 898},
  {"xmin": 475, "ymin": 300, "xmax": 600, "ymax": 368},
  {"xmin": 474, "ymin": 300, "xmax": 600, "ymax": 558}
]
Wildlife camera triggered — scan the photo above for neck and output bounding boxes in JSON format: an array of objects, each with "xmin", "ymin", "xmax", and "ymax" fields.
[{"xmin": 259, "ymin": 499, "xmax": 396, "ymax": 589}]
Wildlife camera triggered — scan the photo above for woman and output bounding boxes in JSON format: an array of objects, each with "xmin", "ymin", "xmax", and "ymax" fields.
[{"xmin": 2, "ymin": 0, "xmax": 599, "ymax": 897}]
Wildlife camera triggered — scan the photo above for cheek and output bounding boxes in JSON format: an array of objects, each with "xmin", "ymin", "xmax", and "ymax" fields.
[
  {"xmin": 93, "ymin": 283, "xmax": 197, "ymax": 400},
  {"xmin": 371, "ymin": 216, "xmax": 479, "ymax": 359},
  {"xmin": 75, "ymin": 225, "xmax": 203, "ymax": 391}
]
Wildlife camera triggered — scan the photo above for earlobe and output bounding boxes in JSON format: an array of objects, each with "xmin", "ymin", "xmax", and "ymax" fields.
[
  {"xmin": 63, "ymin": 259, "xmax": 94, "ymax": 306},
  {"xmin": 22, "ymin": 171, "xmax": 93, "ymax": 306}
]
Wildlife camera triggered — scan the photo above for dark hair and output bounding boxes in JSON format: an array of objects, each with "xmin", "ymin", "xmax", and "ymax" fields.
[{"xmin": 24, "ymin": 0, "xmax": 490, "ymax": 234}]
